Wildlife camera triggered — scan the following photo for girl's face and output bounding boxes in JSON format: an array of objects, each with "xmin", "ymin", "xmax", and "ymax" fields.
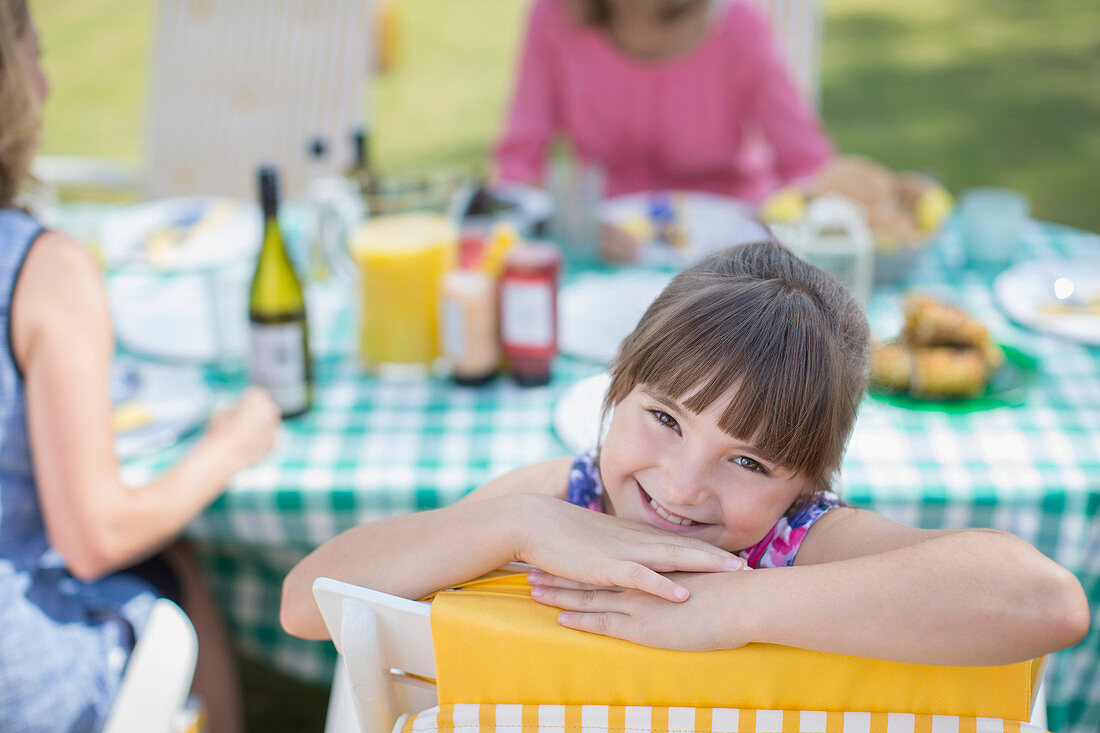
[
  {"xmin": 19, "ymin": 20, "xmax": 49, "ymax": 102},
  {"xmin": 599, "ymin": 383, "xmax": 810, "ymax": 553}
]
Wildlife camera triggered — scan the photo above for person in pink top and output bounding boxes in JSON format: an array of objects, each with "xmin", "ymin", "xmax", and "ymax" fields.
[{"xmin": 494, "ymin": 0, "xmax": 832, "ymax": 258}]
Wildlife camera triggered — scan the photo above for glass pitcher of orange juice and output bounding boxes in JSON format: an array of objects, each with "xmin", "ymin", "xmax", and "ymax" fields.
[{"xmin": 349, "ymin": 213, "xmax": 457, "ymax": 374}]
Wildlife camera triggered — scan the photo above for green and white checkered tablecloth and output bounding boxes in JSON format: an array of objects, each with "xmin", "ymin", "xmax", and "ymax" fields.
[{"xmin": 122, "ymin": 220, "xmax": 1100, "ymax": 732}]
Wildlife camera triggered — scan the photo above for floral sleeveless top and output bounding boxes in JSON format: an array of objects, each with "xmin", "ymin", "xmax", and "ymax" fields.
[{"xmin": 566, "ymin": 451, "xmax": 843, "ymax": 568}]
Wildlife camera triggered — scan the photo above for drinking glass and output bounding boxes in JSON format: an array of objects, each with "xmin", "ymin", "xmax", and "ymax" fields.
[{"xmin": 958, "ymin": 188, "xmax": 1029, "ymax": 272}]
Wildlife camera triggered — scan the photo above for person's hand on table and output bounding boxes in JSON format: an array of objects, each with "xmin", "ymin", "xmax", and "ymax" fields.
[
  {"xmin": 600, "ymin": 222, "xmax": 642, "ymax": 263},
  {"xmin": 201, "ymin": 387, "xmax": 281, "ymax": 469}
]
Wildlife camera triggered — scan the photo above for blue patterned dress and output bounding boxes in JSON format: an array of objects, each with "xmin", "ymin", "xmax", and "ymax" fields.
[
  {"xmin": 567, "ymin": 450, "xmax": 843, "ymax": 568},
  {"xmin": 0, "ymin": 209, "xmax": 162, "ymax": 732}
]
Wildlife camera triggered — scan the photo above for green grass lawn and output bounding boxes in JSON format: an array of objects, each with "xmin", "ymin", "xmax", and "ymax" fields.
[
  {"xmin": 31, "ymin": 1, "xmax": 1100, "ymax": 729},
  {"xmin": 37, "ymin": 0, "xmax": 1100, "ymax": 231}
]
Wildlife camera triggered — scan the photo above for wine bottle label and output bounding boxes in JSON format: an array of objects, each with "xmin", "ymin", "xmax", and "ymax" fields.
[
  {"xmin": 501, "ymin": 280, "xmax": 553, "ymax": 349},
  {"xmin": 249, "ymin": 321, "xmax": 309, "ymax": 414}
]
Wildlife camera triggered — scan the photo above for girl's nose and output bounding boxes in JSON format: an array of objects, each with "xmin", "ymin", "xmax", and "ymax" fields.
[{"xmin": 662, "ymin": 453, "xmax": 709, "ymax": 505}]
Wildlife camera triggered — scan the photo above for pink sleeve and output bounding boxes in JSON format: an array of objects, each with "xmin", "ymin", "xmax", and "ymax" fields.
[
  {"xmin": 738, "ymin": 5, "xmax": 833, "ymax": 183},
  {"xmin": 493, "ymin": 0, "xmax": 562, "ymax": 185}
]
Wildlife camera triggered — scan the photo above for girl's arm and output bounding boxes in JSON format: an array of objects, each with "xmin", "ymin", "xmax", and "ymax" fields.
[
  {"xmin": 12, "ymin": 232, "xmax": 279, "ymax": 581},
  {"xmin": 280, "ymin": 458, "xmax": 746, "ymax": 640},
  {"xmin": 533, "ymin": 508, "xmax": 1089, "ymax": 665}
]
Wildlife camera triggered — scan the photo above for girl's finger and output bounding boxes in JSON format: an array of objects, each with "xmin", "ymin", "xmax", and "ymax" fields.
[
  {"xmin": 526, "ymin": 571, "xmax": 613, "ymax": 592},
  {"xmin": 609, "ymin": 561, "xmax": 689, "ymax": 602},
  {"xmin": 531, "ymin": 585, "xmax": 624, "ymax": 612},
  {"xmin": 557, "ymin": 610, "xmax": 633, "ymax": 641},
  {"xmin": 643, "ymin": 543, "xmax": 746, "ymax": 574}
]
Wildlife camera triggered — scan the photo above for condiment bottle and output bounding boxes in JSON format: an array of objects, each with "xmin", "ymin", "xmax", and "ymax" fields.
[
  {"xmin": 439, "ymin": 270, "xmax": 498, "ymax": 385},
  {"xmin": 499, "ymin": 243, "xmax": 561, "ymax": 386}
]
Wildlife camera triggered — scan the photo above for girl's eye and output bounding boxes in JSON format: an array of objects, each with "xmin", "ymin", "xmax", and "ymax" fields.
[
  {"xmin": 649, "ymin": 409, "xmax": 680, "ymax": 434},
  {"xmin": 733, "ymin": 455, "xmax": 766, "ymax": 474}
]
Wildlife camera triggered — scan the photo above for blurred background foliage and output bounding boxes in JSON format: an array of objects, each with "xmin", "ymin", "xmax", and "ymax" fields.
[{"xmin": 37, "ymin": 0, "xmax": 1100, "ymax": 231}]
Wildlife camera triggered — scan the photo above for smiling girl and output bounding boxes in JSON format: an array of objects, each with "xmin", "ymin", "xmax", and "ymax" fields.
[{"xmin": 281, "ymin": 242, "xmax": 1087, "ymax": 666}]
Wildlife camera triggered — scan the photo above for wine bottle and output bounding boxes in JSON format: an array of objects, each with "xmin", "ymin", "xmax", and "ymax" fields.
[
  {"xmin": 348, "ymin": 126, "xmax": 377, "ymax": 215},
  {"xmin": 249, "ymin": 165, "xmax": 312, "ymax": 417}
]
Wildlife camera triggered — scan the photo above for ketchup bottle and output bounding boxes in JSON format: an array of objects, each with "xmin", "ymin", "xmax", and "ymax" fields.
[{"xmin": 499, "ymin": 243, "xmax": 561, "ymax": 386}]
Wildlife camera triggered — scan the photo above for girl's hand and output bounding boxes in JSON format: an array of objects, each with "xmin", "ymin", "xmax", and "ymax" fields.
[
  {"xmin": 514, "ymin": 495, "xmax": 745, "ymax": 603},
  {"xmin": 528, "ymin": 570, "xmax": 753, "ymax": 651},
  {"xmin": 201, "ymin": 387, "xmax": 281, "ymax": 469}
]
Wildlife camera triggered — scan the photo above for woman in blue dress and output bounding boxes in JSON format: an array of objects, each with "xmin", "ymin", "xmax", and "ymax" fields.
[{"xmin": 0, "ymin": 2, "xmax": 280, "ymax": 730}]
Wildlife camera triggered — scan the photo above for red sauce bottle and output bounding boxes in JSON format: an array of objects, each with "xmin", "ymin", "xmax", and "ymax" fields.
[{"xmin": 499, "ymin": 243, "xmax": 561, "ymax": 386}]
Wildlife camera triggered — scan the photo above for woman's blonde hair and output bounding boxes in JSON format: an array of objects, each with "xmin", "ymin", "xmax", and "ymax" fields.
[
  {"xmin": 0, "ymin": 0, "xmax": 40, "ymax": 207},
  {"xmin": 605, "ymin": 242, "xmax": 870, "ymax": 495}
]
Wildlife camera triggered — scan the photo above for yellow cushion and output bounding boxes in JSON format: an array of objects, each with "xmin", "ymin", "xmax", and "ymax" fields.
[
  {"xmin": 403, "ymin": 704, "xmax": 1046, "ymax": 733},
  {"xmin": 428, "ymin": 574, "xmax": 1042, "ymax": 721}
]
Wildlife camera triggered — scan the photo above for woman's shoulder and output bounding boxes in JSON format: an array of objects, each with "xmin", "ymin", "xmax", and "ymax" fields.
[
  {"xmin": 11, "ymin": 230, "xmax": 107, "ymax": 359},
  {"xmin": 19, "ymin": 229, "xmax": 102, "ymax": 296}
]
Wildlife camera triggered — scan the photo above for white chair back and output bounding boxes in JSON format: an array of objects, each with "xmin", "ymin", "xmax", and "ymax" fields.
[
  {"xmin": 142, "ymin": 0, "xmax": 374, "ymax": 200},
  {"xmin": 103, "ymin": 599, "xmax": 198, "ymax": 733},
  {"xmin": 313, "ymin": 575, "xmax": 1050, "ymax": 733},
  {"xmin": 314, "ymin": 577, "xmax": 439, "ymax": 733},
  {"xmin": 752, "ymin": 0, "xmax": 823, "ymax": 108}
]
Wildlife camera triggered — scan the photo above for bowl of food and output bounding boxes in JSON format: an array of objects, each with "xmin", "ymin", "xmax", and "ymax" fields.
[{"xmin": 760, "ymin": 155, "xmax": 954, "ymax": 285}]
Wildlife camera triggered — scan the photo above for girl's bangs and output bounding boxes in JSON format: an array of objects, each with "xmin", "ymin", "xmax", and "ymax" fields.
[{"xmin": 611, "ymin": 281, "xmax": 841, "ymax": 484}]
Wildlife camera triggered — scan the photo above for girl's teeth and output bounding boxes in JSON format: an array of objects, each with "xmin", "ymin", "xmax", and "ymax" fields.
[{"xmin": 649, "ymin": 497, "xmax": 698, "ymax": 526}]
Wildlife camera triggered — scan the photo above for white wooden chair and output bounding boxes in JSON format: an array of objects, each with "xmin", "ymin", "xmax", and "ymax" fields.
[
  {"xmin": 313, "ymin": 577, "xmax": 438, "ymax": 733},
  {"xmin": 103, "ymin": 598, "xmax": 201, "ymax": 733},
  {"xmin": 312, "ymin": 576, "xmax": 1050, "ymax": 733},
  {"xmin": 33, "ymin": 0, "xmax": 374, "ymax": 203},
  {"xmin": 754, "ymin": 0, "xmax": 823, "ymax": 109}
]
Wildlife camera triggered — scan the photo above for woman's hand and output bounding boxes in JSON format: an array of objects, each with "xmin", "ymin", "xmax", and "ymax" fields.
[
  {"xmin": 599, "ymin": 223, "xmax": 642, "ymax": 263},
  {"xmin": 514, "ymin": 495, "xmax": 745, "ymax": 603},
  {"xmin": 200, "ymin": 387, "xmax": 281, "ymax": 470},
  {"xmin": 528, "ymin": 569, "xmax": 753, "ymax": 651}
]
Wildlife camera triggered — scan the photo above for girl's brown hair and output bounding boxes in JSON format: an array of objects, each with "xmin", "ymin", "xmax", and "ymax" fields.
[
  {"xmin": 605, "ymin": 242, "xmax": 870, "ymax": 494},
  {"xmin": 0, "ymin": 0, "xmax": 40, "ymax": 207}
]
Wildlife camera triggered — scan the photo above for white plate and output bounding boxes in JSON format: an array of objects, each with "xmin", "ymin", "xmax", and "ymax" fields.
[
  {"xmin": 109, "ymin": 266, "xmax": 251, "ymax": 364},
  {"xmin": 558, "ymin": 270, "xmax": 673, "ymax": 364},
  {"xmin": 111, "ymin": 360, "xmax": 213, "ymax": 459},
  {"xmin": 993, "ymin": 258, "xmax": 1100, "ymax": 345},
  {"xmin": 600, "ymin": 191, "xmax": 772, "ymax": 267},
  {"xmin": 553, "ymin": 372, "xmax": 612, "ymax": 454},
  {"xmin": 99, "ymin": 196, "xmax": 261, "ymax": 272}
]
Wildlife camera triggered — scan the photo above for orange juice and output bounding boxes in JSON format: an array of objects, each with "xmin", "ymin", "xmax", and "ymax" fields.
[{"xmin": 350, "ymin": 214, "xmax": 457, "ymax": 370}]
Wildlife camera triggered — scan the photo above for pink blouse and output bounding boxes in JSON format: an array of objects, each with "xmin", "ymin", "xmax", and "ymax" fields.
[{"xmin": 493, "ymin": 0, "xmax": 833, "ymax": 202}]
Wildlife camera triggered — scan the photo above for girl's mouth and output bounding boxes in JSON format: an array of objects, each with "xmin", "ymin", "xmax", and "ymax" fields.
[{"xmin": 638, "ymin": 483, "xmax": 705, "ymax": 527}]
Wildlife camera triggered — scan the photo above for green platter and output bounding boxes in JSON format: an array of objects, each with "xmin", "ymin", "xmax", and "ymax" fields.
[{"xmin": 868, "ymin": 345, "xmax": 1039, "ymax": 413}]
